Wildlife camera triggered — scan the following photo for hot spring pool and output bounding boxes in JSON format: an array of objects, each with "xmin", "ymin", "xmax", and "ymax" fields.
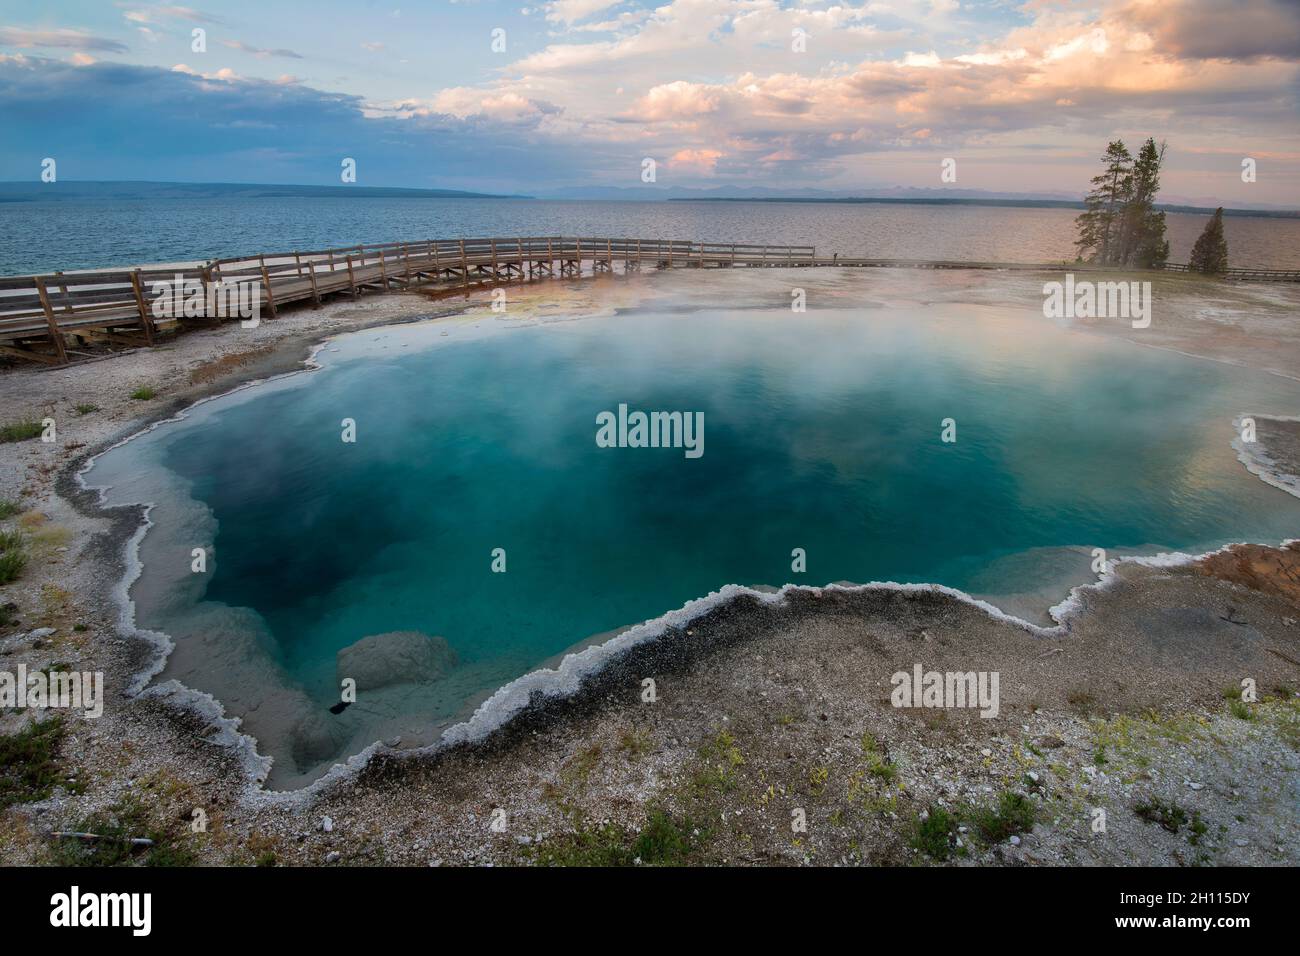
[{"xmin": 85, "ymin": 271, "xmax": 1300, "ymax": 787}]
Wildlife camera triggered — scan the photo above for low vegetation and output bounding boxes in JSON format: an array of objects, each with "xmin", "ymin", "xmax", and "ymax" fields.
[
  {"xmin": 1134, "ymin": 797, "xmax": 1188, "ymax": 832},
  {"xmin": 0, "ymin": 528, "xmax": 27, "ymax": 585},
  {"xmin": 528, "ymin": 807, "xmax": 699, "ymax": 866},
  {"xmin": 0, "ymin": 421, "xmax": 43, "ymax": 443},
  {"xmin": 0, "ymin": 718, "xmax": 79, "ymax": 811},
  {"xmin": 911, "ymin": 791, "xmax": 1037, "ymax": 860},
  {"xmin": 129, "ymin": 386, "xmax": 157, "ymax": 401},
  {"xmin": 46, "ymin": 796, "xmax": 197, "ymax": 867}
]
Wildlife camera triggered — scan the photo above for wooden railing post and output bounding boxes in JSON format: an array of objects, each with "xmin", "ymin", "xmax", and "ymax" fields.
[
  {"xmin": 459, "ymin": 239, "xmax": 469, "ymax": 288},
  {"xmin": 129, "ymin": 269, "xmax": 157, "ymax": 344},
  {"xmin": 34, "ymin": 276, "xmax": 69, "ymax": 364},
  {"xmin": 54, "ymin": 271, "xmax": 74, "ymax": 316},
  {"xmin": 307, "ymin": 259, "xmax": 321, "ymax": 307},
  {"xmin": 345, "ymin": 254, "xmax": 359, "ymax": 299},
  {"xmin": 258, "ymin": 256, "xmax": 278, "ymax": 318}
]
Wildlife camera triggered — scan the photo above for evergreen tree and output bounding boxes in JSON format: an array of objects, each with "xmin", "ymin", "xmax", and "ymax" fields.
[
  {"xmin": 1074, "ymin": 141, "xmax": 1132, "ymax": 263},
  {"xmin": 1188, "ymin": 207, "xmax": 1229, "ymax": 274},
  {"xmin": 1120, "ymin": 138, "xmax": 1168, "ymax": 268}
]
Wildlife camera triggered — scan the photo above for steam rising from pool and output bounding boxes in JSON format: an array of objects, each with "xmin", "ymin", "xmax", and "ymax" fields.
[{"xmin": 85, "ymin": 270, "xmax": 1300, "ymax": 788}]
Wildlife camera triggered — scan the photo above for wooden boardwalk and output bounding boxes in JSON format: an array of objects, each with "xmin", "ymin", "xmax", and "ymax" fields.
[{"xmin": 2, "ymin": 236, "xmax": 1297, "ymax": 365}]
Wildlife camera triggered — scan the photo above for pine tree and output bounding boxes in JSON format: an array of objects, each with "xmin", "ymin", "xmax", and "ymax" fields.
[
  {"xmin": 1075, "ymin": 141, "xmax": 1132, "ymax": 263},
  {"xmin": 1188, "ymin": 207, "xmax": 1229, "ymax": 274},
  {"xmin": 1120, "ymin": 138, "xmax": 1168, "ymax": 268}
]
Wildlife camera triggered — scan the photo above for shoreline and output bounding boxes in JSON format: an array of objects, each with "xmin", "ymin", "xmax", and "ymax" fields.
[{"xmin": 3, "ymin": 269, "xmax": 1300, "ymax": 865}]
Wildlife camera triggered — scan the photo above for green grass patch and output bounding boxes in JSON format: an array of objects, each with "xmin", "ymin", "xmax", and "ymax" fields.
[
  {"xmin": 969, "ymin": 791, "xmax": 1036, "ymax": 843},
  {"xmin": 691, "ymin": 729, "xmax": 745, "ymax": 794},
  {"xmin": 1135, "ymin": 798, "xmax": 1189, "ymax": 833},
  {"xmin": 0, "ymin": 500, "xmax": 21, "ymax": 520},
  {"xmin": 860, "ymin": 733, "xmax": 898, "ymax": 784},
  {"xmin": 0, "ymin": 548, "xmax": 27, "ymax": 585},
  {"xmin": 73, "ymin": 404, "xmax": 99, "ymax": 416},
  {"xmin": 129, "ymin": 387, "xmax": 157, "ymax": 401},
  {"xmin": 911, "ymin": 805, "xmax": 958, "ymax": 860},
  {"xmin": 616, "ymin": 727, "xmax": 652, "ymax": 760},
  {"xmin": 46, "ymin": 796, "xmax": 197, "ymax": 867},
  {"xmin": 529, "ymin": 808, "xmax": 699, "ymax": 867},
  {"xmin": 0, "ymin": 421, "xmax": 43, "ymax": 443},
  {"xmin": 1228, "ymin": 699, "xmax": 1256, "ymax": 722},
  {"xmin": 0, "ymin": 718, "xmax": 79, "ymax": 810},
  {"xmin": 632, "ymin": 809, "xmax": 696, "ymax": 865}
]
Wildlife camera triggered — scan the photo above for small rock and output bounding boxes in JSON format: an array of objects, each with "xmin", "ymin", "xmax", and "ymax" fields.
[
  {"xmin": 1235, "ymin": 838, "xmax": 1249, "ymax": 847},
  {"xmin": 28, "ymin": 627, "xmax": 56, "ymax": 640},
  {"xmin": 1188, "ymin": 782, "xmax": 1204, "ymax": 791},
  {"xmin": 1009, "ymin": 835, "xmax": 1021, "ymax": 846},
  {"xmin": 324, "ymin": 851, "xmax": 340, "ymax": 864},
  {"xmin": 321, "ymin": 816, "xmax": 333, "ymax": 833},
  {"xmin": 980, "ymin": 748, "xmax": 992, "ymax": 757}
]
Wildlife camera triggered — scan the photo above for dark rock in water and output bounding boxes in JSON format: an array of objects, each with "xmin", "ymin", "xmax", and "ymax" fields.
[
  {"xmin": 292, "ymin": 710, "xmax": 348, "ymax": 767},
  {"xmin": 336, "ymin": 631, "xmax": 458, "ymax": 692},
  {"xmin": 329, "ymin": 701, "xmax": 351, "ymax": 715}
]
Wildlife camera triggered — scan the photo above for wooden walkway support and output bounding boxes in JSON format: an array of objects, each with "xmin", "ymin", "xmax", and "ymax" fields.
[{"xmin": 1, "ymin": 236, "xmax": 1296, "ymax": 365}]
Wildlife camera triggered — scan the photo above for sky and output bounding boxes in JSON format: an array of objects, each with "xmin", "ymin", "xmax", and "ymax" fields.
[{"xmin": 1, "ymin": 0, "xmax": 1298, "ymax": 205}]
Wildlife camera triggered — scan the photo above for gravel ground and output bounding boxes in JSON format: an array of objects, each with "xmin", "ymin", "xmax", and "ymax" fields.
[{"xmin": 0, "ymin": 268, "xmax": 1297, "ymax": 867}]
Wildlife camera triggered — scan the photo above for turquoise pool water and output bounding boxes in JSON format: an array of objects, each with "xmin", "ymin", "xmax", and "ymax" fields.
[{"xmin": 87, "ymin": 272, "xmax": 1300, "ymax": 787}]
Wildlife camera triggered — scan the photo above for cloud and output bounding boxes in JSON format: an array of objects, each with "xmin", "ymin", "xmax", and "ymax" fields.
[
  {"xmin": 0, "ymin": 28, "xmax": 128, "ymax": 53},
  {"xmin": 635, "ymin": 81, "xmax": 722, "ymax": 121},
  {"xmin": 545, "ymin": 0, "xmax": 623, "ymax": 25},
  {"xmin": 1117, "ymin": 0, "xmax": 1300, "ymax": 62},
  {"xmin": 668, "ymin": 147, "xmax": 723, "ymax": 171},
  {"xmin": 1, "ymin": 0, "xmax": 1296, "ymax": 200},
  {"xmin": 0, "ymin": 57, "xmax": 600, "ymax": 191},
  {"xmin": 122, "ymin": 5, "xmax": 223, "ymax": 25},
  {"xmin": 221, "ymin": 40, "xmax": 304, "ymax": 59}
]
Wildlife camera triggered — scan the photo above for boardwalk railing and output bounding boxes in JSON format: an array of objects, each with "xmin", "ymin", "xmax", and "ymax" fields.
[{"xmin": 1, "ymin": 236, "xmax": 1295, "ymax": 365}]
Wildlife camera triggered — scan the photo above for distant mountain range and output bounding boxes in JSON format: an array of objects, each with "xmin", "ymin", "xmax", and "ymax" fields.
[
  {"xmin": 535, "ymin": 184, "xmax": 1298, "ymax": 216},
  {"xmin": 0, "ymin": 181, "xmax": 523, "ymax": 201},
  {"xmin": 536, "ymin": 184, "xmax": 1083, "ymax": 202},
  {"xmin": 1, "ymin": 180, "xmax": 1293, "ymax": 217}
]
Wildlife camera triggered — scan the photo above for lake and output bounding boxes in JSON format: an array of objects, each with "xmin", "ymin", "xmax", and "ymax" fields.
[{"xmin": 3, "ymin": 196, "xmax": 1298, "ymax": 275}]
